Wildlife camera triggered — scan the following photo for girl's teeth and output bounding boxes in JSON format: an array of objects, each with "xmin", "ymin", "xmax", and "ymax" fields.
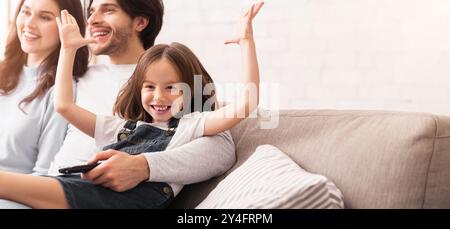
[{"xmin": 153, "ymin": 106, "xmax": 169, "ymax": 111}]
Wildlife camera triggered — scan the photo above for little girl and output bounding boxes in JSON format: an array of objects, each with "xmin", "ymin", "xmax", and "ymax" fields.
[{"xmin": 0, "ymin": 2, "xmax": 264, "ymax": 209}]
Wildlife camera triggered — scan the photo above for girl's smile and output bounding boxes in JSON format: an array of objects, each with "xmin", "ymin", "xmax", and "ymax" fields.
[{"xmin": 150, "ymin": 105, "xmax": 172, "ymax": 116}]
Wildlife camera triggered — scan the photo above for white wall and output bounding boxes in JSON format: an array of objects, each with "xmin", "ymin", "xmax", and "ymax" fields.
[
  {"xmin": 0, "ymin": 1, "xmax": 10, "ymax": 58},
  {"xmin": 157, "ymin": 0, "xmax": 450, "ymax": 115},
  {"xmin": 3, "ymin": 0, "xmax": 449, "ymax": 115}
]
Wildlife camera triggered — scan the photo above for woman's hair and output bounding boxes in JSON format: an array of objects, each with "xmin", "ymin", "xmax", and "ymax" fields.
[
  {"xmin": 87, "ymin": 0, "xmax": 164, "ymax": 49},
  {"xmin": 0, "ymin": 0, "xmax": 89, "ymax": 108},
  {"xmin": 114, "ymin": 42, "xmax": 217, "ymax": 123}
]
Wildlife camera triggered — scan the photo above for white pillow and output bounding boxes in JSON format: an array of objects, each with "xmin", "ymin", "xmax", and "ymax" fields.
[{"xmin": 196, "ymin": 145, "xmax": 345, "ymax": 209}]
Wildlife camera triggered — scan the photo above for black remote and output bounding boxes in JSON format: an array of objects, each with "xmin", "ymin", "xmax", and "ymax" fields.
[{"xmin": 58, "ymin": 163, "xmax": 100, "ymax": 174}]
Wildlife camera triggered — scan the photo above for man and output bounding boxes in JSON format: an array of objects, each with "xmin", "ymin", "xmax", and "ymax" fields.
[{"xmin": 0, "ymin": 0, "xmax": 235, "ymax": 208}]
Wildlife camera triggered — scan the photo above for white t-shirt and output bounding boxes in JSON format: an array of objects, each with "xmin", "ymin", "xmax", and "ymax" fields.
[
  {"xmin": 94, "ymin": 112, "xmax": 209, "ymax": 196},
  {"xmin": 48, "ymin": 64, "xmax": 136, "ymax": 175}
]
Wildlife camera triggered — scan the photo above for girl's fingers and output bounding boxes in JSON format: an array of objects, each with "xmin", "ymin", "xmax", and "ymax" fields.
[
  {"xmin": 251, "ymin": 2, "xmax": 264, "ymax": 19},
  {"xmin": 224, "ymin": 38, "xmax": 238, "ymax": 45},
  {"xmin": 244, "ymin": 8, "xmax": 250, "ymax": 17},
  {"xmin": 243, "ymin": 4, "xmax": 254, "ymax": 24},
  {"xmin": 254, "ymin": 2, "xmax": 264, "ymax": 16},
  {"xmin": 65, "ymin": 10, "xmax": 70, "ymax": 24},
  {"xmin": 85, "ymin": 38, "xmax": 97, "ymax": 45},
  {"xmin": 226, "ymin": 2, "xmax": 264, "ymax": 46},
  {"xmin": 61, "ymin": 10, "xmax": 68, "ymax": 24},
  {"xmin": 246, "ymin": 4, "xmax": 254, "ymax": 18},
  {"xmin": 55, "ymin": 16, "xmax": 62, "ymax": 29},
  {"xmin": 69, "ymin": 14, "xmax": 76, "ymax": 25},
  {"xmin": 244, "ymin": 2, "xmax": 255, "ymax": 17},
  {"xmin": 60, "ymin": 11, "xmax": 65, "ymax": 24}
]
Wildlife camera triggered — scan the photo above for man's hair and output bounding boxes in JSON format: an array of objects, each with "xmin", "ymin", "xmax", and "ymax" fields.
[{"xmin": 88, "ymin": 0, "xmax": 164, "ymax": 49}]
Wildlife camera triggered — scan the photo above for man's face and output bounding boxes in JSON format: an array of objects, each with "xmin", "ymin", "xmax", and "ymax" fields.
[{"xmin": 87, "ymin": 0, "xmax": 134, "ymax": 56}]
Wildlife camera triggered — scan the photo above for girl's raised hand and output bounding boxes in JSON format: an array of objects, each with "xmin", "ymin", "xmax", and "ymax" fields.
[
  {"xmin": 225, "ymin": 2, "xmax": 264, "ymax": 45},
  {"xmin": 56, "ymin": 10, "xmax": 96, "ymax": 51}
]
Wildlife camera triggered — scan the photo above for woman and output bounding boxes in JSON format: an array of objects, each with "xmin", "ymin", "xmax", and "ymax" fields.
[{"xmin": 0, "ymin": 0, "xmax": 89, "ymax": 175}]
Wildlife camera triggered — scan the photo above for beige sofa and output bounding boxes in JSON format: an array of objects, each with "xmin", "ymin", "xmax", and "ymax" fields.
[{"xmin": 171, "ymin": 110, "xmax": 450, "ymax": 209}]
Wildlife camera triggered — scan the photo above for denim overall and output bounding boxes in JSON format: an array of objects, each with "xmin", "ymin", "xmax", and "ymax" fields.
[{"xmin": 54, "ymin": 119, "xmax": 179, "ymax": 209}]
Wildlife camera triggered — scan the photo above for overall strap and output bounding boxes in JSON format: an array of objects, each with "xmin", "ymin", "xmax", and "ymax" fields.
[
  {"xmin": 166, "ymin": 118, "xmax": 180, "ymax": 136},
  {"xmin": 124, "ymin": 121, "xmax": 137, "ymax": 131},
  {"xmin": 168, "ymin": 118, "xmax": 180, "ymax": 129},
  {"xmin": 117, "ymin": 121, "xmax": 138, "ymax": 142}
]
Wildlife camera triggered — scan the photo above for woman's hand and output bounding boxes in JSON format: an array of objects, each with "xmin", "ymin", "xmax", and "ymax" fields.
[
  {"xmin": 56, "ymin": 10, "xmax": 96, "ymax": 51},
  {"xmin": 225, "ymin": 2, "xmax": 264, "ymax": 45}
]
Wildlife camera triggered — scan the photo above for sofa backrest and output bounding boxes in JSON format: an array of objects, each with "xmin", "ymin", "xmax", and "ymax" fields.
[{"xmin": 171, "ymin": 110, "xmax": 450, "ymax": 209}]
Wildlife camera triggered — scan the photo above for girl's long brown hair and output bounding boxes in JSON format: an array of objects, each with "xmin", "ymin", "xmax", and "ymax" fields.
[
  {"xmin": 114, "ymin": 42, "xmax": 217, "ymax": 123},
  {"xmin": 0, "ymin": 0, "xmax": 89, "ymax": 108}
]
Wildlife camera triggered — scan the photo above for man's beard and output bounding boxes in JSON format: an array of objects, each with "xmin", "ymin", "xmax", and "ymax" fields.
[{"xmin": 92, "ymin": 26, "xmax": 132, "ymax": 56}]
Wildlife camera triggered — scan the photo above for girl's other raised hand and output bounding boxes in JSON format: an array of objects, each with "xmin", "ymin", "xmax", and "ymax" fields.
[{"xmin": 225, "ymin": 2, "xmax": 264, "ymax": 45}]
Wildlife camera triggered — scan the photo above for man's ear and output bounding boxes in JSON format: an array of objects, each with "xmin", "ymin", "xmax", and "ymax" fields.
[{"xmin": 134, "ymin": 16, "xmax": 149, "ymax": 32}]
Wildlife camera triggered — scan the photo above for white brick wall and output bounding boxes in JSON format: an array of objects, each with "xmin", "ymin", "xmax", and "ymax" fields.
[
  {"xmin": 0, "ymin": 1, "xmax": 9, "ymax": 57},
  {"xmin": 3, "ymin": 0, "xmax": 448, "ymax": 115},
  {"xmin": 157, "ymin": 0, "xmax": 450, "ymax": 115}
]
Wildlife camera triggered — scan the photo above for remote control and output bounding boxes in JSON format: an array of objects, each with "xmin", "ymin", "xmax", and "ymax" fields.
[{"xmin": 58, "ymin": 163, "xmax": 100, "ymax": 174}]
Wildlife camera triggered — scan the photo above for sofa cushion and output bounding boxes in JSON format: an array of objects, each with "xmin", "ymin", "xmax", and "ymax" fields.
[
  {"xmin": 170, "ymin": 110, "xmax": 450, "ymax": 209},
  {"xmin": 195, "ymin": 145, "xmax": 344, "ymax": 209}
]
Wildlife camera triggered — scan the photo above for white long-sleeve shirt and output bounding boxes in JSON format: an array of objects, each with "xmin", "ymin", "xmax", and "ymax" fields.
[
  {"xmin": 48, "ymin": 64, "xmax": 236, "ymax": 189},
  {"xmin": 0, "ymin": 66, "xmax": 68, "ymax": 175}
]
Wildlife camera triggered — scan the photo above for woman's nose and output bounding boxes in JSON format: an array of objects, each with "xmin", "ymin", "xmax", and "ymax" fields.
[{"xmin": 24, "ymin": 14, "xmax": 37, "ymax": 29}]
